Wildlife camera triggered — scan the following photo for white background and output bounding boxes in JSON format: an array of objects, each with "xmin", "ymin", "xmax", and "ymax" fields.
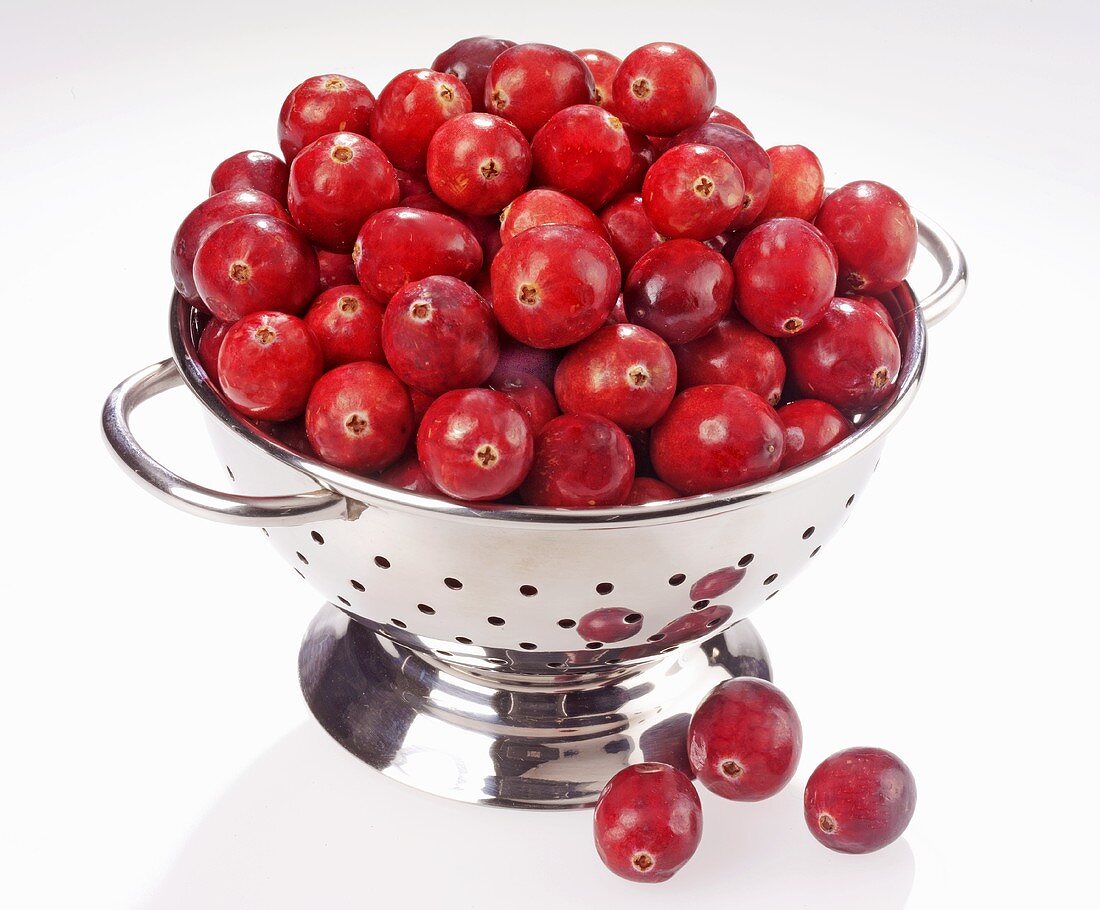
[{"xmin": 1, "ymin": 1, "xmax": 1096, "ymax": 906}]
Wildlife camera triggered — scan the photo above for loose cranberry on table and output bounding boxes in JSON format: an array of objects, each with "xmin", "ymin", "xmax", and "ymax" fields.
[
  {"xmin": 287, "ymin": 132, "xmax": 399, "ymax": 253},
  {"xmin": 777, "ymin": 399, "xmax": 852, "ymax": 469},
  {"xmin": 620, "ymin": 125, "xmax": 657, "ymax": 192},
  {"xmin": 642, "ymin": 143, "xmax": 745, "ymax": 240},
  {"xmin": 494, "ymin": 336, "xmax": 561, "ymax": 388},
  {"xmin": 624, "ymin": 476, "xmax": 680, "ymax": 504},
  {"xmin": 486, "ymin": 370, "xmax": 559, "ymax": 434},
  {"xmin": 315, "ymin": 249, "xmax": 357, "ymax": 290},
  {"xmin": 532, "ymin": 104, "xmax": 633, "ymax": 209},
  {"xmin": 577, "ymin": 607, "xmax": 642, "ymax": 644},
  {"xmin": 519, "ymin": 414, "xmax": 635, "ymax": 507},
  {"xmin": 209, "ymin": 150, "xmax": 289, "ymax": 201},
  {"xmin": 305, "ymin": 362, "xmax": 412, "ymax": 474},
  {"xmin": 491, "ymin": 223, "xmax": 620, "ymax": 349},
  {"xmin": 377, "ymin": 453, "xmax": 441, "ymax": 496},
  {"xmin": 277, "ymin": 74, "xmax": 376, "ymax": 162},
  {"xmin": 426, "ymin": 112, "xmax": 531, "ymax": 216},
  {"xmin": 673, "ymin": 122, "xmax": 772, "ymax": 228},
  {"xmin": 816, "ymin": 181, "xmax": 918, "ymax": 294},
  {"xmin": 593, "ymin": 763, "xmax": 702, "ymax": 883},
  {"xmin": 687, "ymin": 677, "xmax": 803, "ymax": 801},
  {"xmin": 599, "ymin": 193, "xmax": 663, "ymax": 272},
  {"xmin": 417, "ymin": 388, "xmax": 533, "ymax": 501},
  {"xmin": 574, "ymin": 48, "xmax": 621, "ymax": 109},
  {"xmin": 305, "ymin": 285, "xmax": 385, "ymax": 369},
  {"xmin": 432, "ymin": 36, "xmax": 517, "ymax": 113},
  {"xmin": 370, "ymin": 69, "xmax": 472, "ymax": 173},
  {"xmin": 624, "ymin": 239, "xmax": 733, "ymax": 344},
  {"xmin": 672, "ymin": 318, "xmax": 786, "ymax": 405},
  {"xmin": 612, "ymin": 43, "xmax": 716, "ymax": 136},
  {"xmin": 217, "ymin": 311, "xmax": 323, "ymax": 422},
  {"xmin": 707, "ymin": 106, "xmax": 753, "ymax": 137},
  {"xmin": 197, "ymin": 318, "xmax": 232, "ymax": 390},
  {"xmin": 485, "ymin": 43, "xmax": 594, "ymax": 138},
  {"xmin": 499, "ymin": 188, "xmax": 608, "ymax": 243},
  {"xmin": 804, "ymin": 747, "xmax": 917, "ymax": 854},
  {"xmin": 756, "ymin": 145, "xmax": 825, "ymax": 222}
]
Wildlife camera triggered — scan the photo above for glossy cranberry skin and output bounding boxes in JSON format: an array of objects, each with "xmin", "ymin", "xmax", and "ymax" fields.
[
  {"xmin": 816, "ymin": 181, "xmax": 917, "ymax": 294},
  {"xmin": 785, "ymin": 298, "xmax": 901, "ymax": 413},
  {"xmin": 651, "ymin": 385, "xmax": 784, "ymax": 494},
  {"xmin": 305, "ymin": 285, "xmax": 385, "ymax": 368},
  {"xmin": 625, "ymin": 240, "xmax": 733, "ymax": 344},
  {"xmin": 625, "ymin": 476, "xmax": 680, "ymax": 504},
  {"xmin": 672, "ymin": 318, "xmax": 785, "ymax": 405},
  {"xmin": 804, "ymin": 747, "xmax": 917, "ymax": 854},
  {"xmin": 197, "ymin": 318, "xmax": 232, "ymax": 390},
  {"xmin": 278, "ymin": 74, "xmax": 375, "ymax": 162},
  {"xmin": 688, "ymin": 678, "xmax": 802, "ymax": 801},
  {"xmin": 491, "ymin": 223, "xmax": 620, "ymax": 349},
  {"xmin": 690, "ymin": 565, "xmax": 746, "ymax": 600},
  {"xmin": 209, "ymin": 150, "xmax": 288, "ymax": 201},
  {"xmin": 217, "ymin": 312, "xmax": 323, "ymax": 421},
  {"xmin": 643, "ymin": 144, "xmax": 744, "ymax": 240},
  {"xmin": 432, "ymin": 36, "xmax": 517, "ymax": 113},
  {"xmin": 417, "ymin": 389, "xmax": 533, "ymax": 501},
  {"xmin": 520, "ymin": 414, "xmax": 634, "ymax": 507},
  {"xmin": 612, "ymin": 43, "xmax": 715, "ymax": 136},
  {"xmin": 287, "ymin": 132, "xmax": 399, "ymax": 253},
  {"xmin": 426, "ymin": 112, "xmax": 531, "ymax": 216},
  {"xmin": 305, "ymin": 362, "xmax": 412, "ymax": 474},
  {"xmin": 848, "ymin": 294, "xmax": 896, "ymax": 334},
  {"xmin": 621, "ymin": 125, "xmax": 657, "ymax": 192},
  {"xmin": 370, "ymin": 69, "xmax": 472, "ymax": 173},
  {"xmin": 673, "ymin": 123, "xmax": 772, "ymax": 228},
  {"xmin": 757, "ymin": 145, "xmax": 824, "ymax": 222},
  {"xmin": 599, "ymin": 193, "xmax": 663, "ymax": 272},
  {"xmin": 485, "ymin": 43, "xmax": 595, "ymax": 138},
  {"xmin": 500, "ymin": 188, "xmax": 607, "ymax": 243},
  {"xmin": 574, "ymin": 48, "xmax": 621, "ymax": 109},
  {"xmin": 353, "ymin": 207, "xmax": 483, "ymax": 304},
  {"xmin": 593, "ymin": 763, "xmax": 702, "ymax": 883},
  {"xmin": 378, "ymin": 453, "xmax": 441, "ymax": 495},
  {"xmin": 193, "ymin": 214, "xmax": 318, "ymax": 322},
  {"xmin": 777, "ymin": 399, "xmax": 851, "ymax": 469},
  {"xmin": 532, "ymin": 105, "xmax": 632, "ymax": 209},
  {"xmin": 707, "ymin": 107, "xmax": 753, "ymax": 136},
  {"xmin": 315, "ymin": 250, "xmax": 357, "ymax": 290},
  {"xmin": 494, "ymin": 337, "xmax": 561, "ymax": 387},
  {"xmin": 409, "ymin": 387, "xmax": 436, "ymax": 429},
  {"xmin": 487, "ymin": 371, "xmax": 559, "ymax": 433},
  {"xmin": 577, "ymin": 607, "xmax": 642, "ymax": 643}
]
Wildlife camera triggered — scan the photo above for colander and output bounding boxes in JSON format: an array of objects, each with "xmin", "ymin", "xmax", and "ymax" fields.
[{"xmin": 102, "ymin": 211, "xmax": 965, "ymax": 809}]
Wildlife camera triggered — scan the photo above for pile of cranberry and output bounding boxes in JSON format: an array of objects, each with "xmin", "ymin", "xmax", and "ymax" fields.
[{"xmin": 174, "ymin": 37, "xmax": 915, "ymax": 506}]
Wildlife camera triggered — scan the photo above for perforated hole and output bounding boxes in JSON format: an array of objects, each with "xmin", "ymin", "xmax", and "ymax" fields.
[
  {"xmin": 520, "ymin": 584, "xmax": 538, "ymax": 596},
  {"xmin": 766, "ymin": 591, "xmax": 779, "ymax": 601},
  {"xmin": 668, "ymin": 573, "xmax": 686, "ymax": 586},
  {"xmin": 486, "ymin": 657, "xmax": 507, "ymax": 665},
  {"xmin": 417, "ymin": 603, "xmax": 435, "ymax": 615},
  {"xmin": 519, "ymin": 642, "xmax": 537, "ymax": 650},
  {"xmin": 738, "ymin": 553, "xmax": 755, "ymax": 567},
  {"xmin": 444, "ymin": 577, "xmax": 463, "ymax": 590},
  {"xmin": 764, "ymin": 573, "xmax": 779, "ymax": 585},
  {"xmin": 647, "ymin": 633, "xmax": 665, "ymax": 643},
  {"xmin": 294, "ymin": 567, "xmax": 305, "ymax": 578},
  {"xmin": 625, "ymin": 613, "xmax": 642, "ymax": 624},
  {"xmin": 455, "ymin": 636, "xmax": 472, "ymax": 645},
  {"xmin": 337, "ymin": 596, "xmax": 350, "ymax": 607},
  {"xmin": 810, "ymin": 545, "xmax": 821, "ymax": 558},
  {"xmin": 226, "ymin": 465, "xmax": 235, "ymax": 481},
  {"xmin": 311, "ymin": 531, "xmax": 324, "ymax": 545},
  {"xmin": 437, "ymin": 651, "xmax": 452, "ymax": 657},
  {"xmin": 350, "ymin": 579, "xmax": 365, "ymax": 592},
  {"xmin": 546, "ymin": 661, "xmax": 566, "ymax": 669},
  {"xmin": 488, "ymin": 616, "xmax": 505, "ymax": 626},
  {"xmin": 391, "ymin": 618, "xmax": 407, "ymax": 628},
  {"xmin": 585, "ymin": 641, "xmax": 604, "ymax": 649},
  {"xmin": 296, "ymin": 552, "xmax": 309, "ymax": 565},
  {"xmin": 596, "ymin": 582, "xmax": 614, "ymax": 595},
  {"xmin": 706, "ymin": 616, "xmax": 724, "ymax": 627},
  {"xmin": 260, "ymin": 527, "xmax": 269, "ymax": 537},
  {"xmin": 374, "ymin": 556, "xmax": 391, "ymax": 568},
  {"xmin": 557, "ymin": 618, "xmax": 576, "ymax": 629},
  {"xmin": 660, "ymin": 646, "xmax": 676, "ymax": 654},
  {"xmin": 692, "ymin": 600, "xmax": 710, "ymax": 611},
  {"xmin": 605, "ymin": 657, "xmax": 622, "ymax": 665},
  {"xmin": 803, "ymin": 526, "xmax": 816, "ymax": 539},
  {"xmin": 846, "ymin": 494, "xmax": 856, "ymax": 508}
]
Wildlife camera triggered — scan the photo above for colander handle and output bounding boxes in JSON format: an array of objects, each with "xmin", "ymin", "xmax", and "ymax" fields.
[
  {"xmin": 913, "ymin": 210, "xmax": 967, "ymax": 327},
  {"xmin": 102, "ymin": 359, "xmax": 350, "ymax": 527}
]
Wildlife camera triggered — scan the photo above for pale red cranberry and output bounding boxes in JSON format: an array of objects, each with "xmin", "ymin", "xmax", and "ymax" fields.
[
  {"xmin": 532, "ymin": 104, "xmax": 633, "ymax": 209},
  {"xmin": 209, "ymin": 150, "xmax": 288, "ymax": 201},
  {"xmin": 500, "ymin": 188, "xmax": 608, "ymax": 243},
  {"xmin": 672, "ymin": 318, "xmax": 786, "ymax": 405},
  {"xmin": 432, "ymin": 36, "xmax": 517, "ymax": 113},
  {"xmin": 485, "ymin": 43, "xmax": 594, "ymax": 138},
  {"xmin": 612, "ymin": 43, "xmax": 716, "ymax": 136},
  {"xmin": 756, "ymin": 145, "xmax": 825, "ymax": 222},
  {"xmin": 777, "ymin": 399, "xmax": 852, "ymax": 469},
  {"xmin": 305, "ymin": 285, "xmax": 385, "ymax": 368},
  {"xmin": 642, "ymin": 143, "xmax": 744, "ymax": 240},
  {"xmin": 427, "ymin": 112, "xmax": 532, "ymax": 215},
  {"xmin": 278, "ymin": 74, "xmax": 375, "ymax": 161},
  {"xmin": 370, "ymin": 69, "xmax": 472, "ymax": 173}
]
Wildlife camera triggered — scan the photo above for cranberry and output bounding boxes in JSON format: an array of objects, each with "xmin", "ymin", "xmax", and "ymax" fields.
[
  {"xmin": 378, "ymin": 453, "xmax": 441, "ymax": 495},
  {"xmin": 519, "ymin": 414, "xmax": 634, "ymax": 507},
  {"xmin": 756, "ymin": 145, "xmax": 824, "ymax": 222},
  {"xmin": 265, "ymin": 417, "xmax": 314, "ymax": 456},
  {"xmin": 673, "ymin": 123, "xmax": 772, "ymax": 228},
  {"xmin": 707, "ymin": 107, "xmax": 753, "ymax": 136},
  {"xmin": 432, "ymin": 36, "xmax": 517, "ymax": 113},
  {"xmin": 642, "ymin": 144, "xmax": 744, "ymax": 240},
  {"xmin": 491, "ymin": 223, "xmax": 620, "ymax": 348},
  {"xmin": 409, "ymin": 387, "xmax": 436, "ymax": 429},
  {"xmin": 672, "ymin": 318, "xmax": 785, "ymax": 405},
  {"xmin": 217, "ymin": 312, "xmax": 323, "ymax": 421},
  {"xmin": 499, "ymin": 188, "xmax": 608, "ymax": 243},
  {"xmin": 192, "ymin": 214, "xmax": 318, "ymax": 322},
  {"xmin": 804, "ymin": 747, "xmax": 917, "ymax": 854},
  {"xmin": 494, "ymin": 336, "xmax": 561, "ymax": 387},
  {"xmin": 657, "ymin": 603, "xmax": 734, "ymax": 645},
  {"xmin": 607, "ymin": 292, "xmax": 628, "ymax": 324},
  {"xmin": 305, "ymin": 285, "xmax": 385, "ymax": 369},
  {"xmin": 593, "ymin": 763, "xmax": 702, "ymax": 883},
  {"xmin": 612, "ymin": 43, "xmax": 715, "ymax": 136},
  {"xmin": 848, "ymin": 294, "xmax": 897, "ymax": 334},
  {"xmin": 816, "ymin": 181, "xmax": 917, "ymax": 294},
  {"xmin": 485, "ymin": 43, "xmax": 595, "ymax": 138},
  {"xmin": 531, "ymin": 105, "xmax": 632, "ymax": 209},
  {"xmin": 785, "ymin": 298, "xmax": 901, "ymax": 413},
  {"xmin": 277, "ymin": 74, "xmax": 375, "ymax": 162},
  {"xmin": 395, "ymin": 168, "xmax": 432, "ymax": 200},
  {"xmin": 777, "ymin": 399, "xmax": 851, "ymax": 469},
  {"xmin": 624, "ymin": 239, "xmax": 733, "ymax": 344},
  {"xmin": 315, "ymin": 249, "xmax": 357, "ymax": 290},
  {"xmin": 197, "ymin": 318, "xmax": 232, "ymax": 390},
  {"xmin": 732, "ymin": 217, "xmax": 837, "ymax": 337},
  {"xmin": 651, "ymin": 385, "xmax": 784, "ymax": 493},
  {"xmin": 574, "ymin": 48, "xmax": 621, "ymax": 109},
  {"xmin": 690, "ymin": 566, "xmax": 746, "ymax": 600},
  {"xmin": 577, "ymin": 607, "xmax": 642, "ymax": 643},
  {"xmin": 370, "ymin": 69, "xmax": 472, "ymax": 173},
  {"xmin": 625, "ymin": 476, "xmax": 680, "ymax": 504},
  {"xmin": 417, "ymin": 389, "xmax": 533, "ymax": 501},
  {"xmin": 487, "ymin": 370, "xmax": 559, "ymax": 433},
  {"xmin": 209, "ymin": 150, "xmax": 288, "ymax": 201},
  {"xmin": 353, "ymin": 207, "xmax": 482, "ymax": 304},
  {"xmin": 599, "ymin": 193, "xmax": 663, "ymax": 272},
  {"xmin": 621, "ymin": 125, "xmax": 657, "ymax": 192},
  {"xmin": 426, "ymin": 112, "xmax": 531, "ymax": 216},
  {"xmin": 305, "ymin": 362, "xmax": 412, "ymax": 473},
  {"xmin": 287, "ymin": 132, "xmax": 399, "ymax": 253}
]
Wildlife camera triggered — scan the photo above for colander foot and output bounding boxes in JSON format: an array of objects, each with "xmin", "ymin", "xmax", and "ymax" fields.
[{"xmin": 298, "ymin": 603, "xmax": 771, "ymax": 809}]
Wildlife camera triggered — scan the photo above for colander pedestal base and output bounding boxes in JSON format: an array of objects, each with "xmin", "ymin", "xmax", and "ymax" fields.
[{"xmin": 299, "ymin": 604, "xmax": 771, "ymax": 809}]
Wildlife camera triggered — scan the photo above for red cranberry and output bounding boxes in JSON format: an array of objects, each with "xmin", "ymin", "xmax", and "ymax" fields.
[
  {"xmin": 494, "ymin": 336, "xmax": 561, "ymax": 387},
  {"xmin": 277, "ymin": 74, "xmax": 375, "ymax": 162},
  {"xmin": 848, "ymin": 294, "xmax": 896, "ymax": 334},
  {"xmin": 370, "ymin": 69, "xmax": 472, "ymax": 173},
  {"xmin": 197, "ymin": 318, "xmax": 232, "ymax": 390},
  {"xmin": 432, "ymin": 36, "xmax": 517, "ymax": 113},
  {"xmin": 612, "ymin": 43, "xmax": 715, "ymax": 136},
  {"xmin": 621, "ymin": 125, "xmax": 657, "ymax": 192},
  {"xmin": 804, "ymin": 747, "xmax": 917, "ymax": 854},
  {"xmin": 607, "ymin": 292, "xmax": 628, "ymax": 324},
  {"xmin": 777, "ymin": 399, "xmax": 851, "ymax": 469},
  {"xmin": 287, "ymin": 132, "xmax": 399, "ymax": 253},
  {"xmin": 217, "ymin": 312, "xmax": 323, "ymax": 421},
  {"xmin": 487, "ymin": 370, "xmax": 559, "ymax": 433},
  {"xmin": 315, "ymin": 249, "xmax": 357, "ymax": 290},
  {"xmin": 417, "ymin": 388, "xmax": 533, "ymax": 501},
  {"xmin": 642, "ymin": 144, "xmax": 744, "ymax": 240},
  {"xmin": 624, "ymin": 239, "xmax": 733, "ymax": 344},
  {"xmin": 574, "ymin": 48, "xmax": 621, "ymax": 109},
  {"xmin": 395, "ymin": 168, "xmax": 432, "ymax": 200},
  {"xmin": 815, "ymin": 181, "xmax": 917, "ymax": 294},
  {"xmin": 651, "ymin": 385, "xmax": 784, "ymax": 494},
  {"xmin": 305, "ymin": 362, "xmax": 412, "ymax": 473},
  {"xmin": 532, "ymin": 104, "xmax": 632, "ymax": 209},
  {"xmin": 688, "ymin": 677, "xmax": 802, "ymax": 801},
  {"xmin": 732, "ymin": 217, "xmax": 837, "ymax": 337},
  {"xmin": 426, "ymin": 112, "xmax": 531, "ymax": 216},
  {"xmin": 485, "ymin": 43, "xmax": 594, "ymax": 138},
  {"xmin": 785, "ymin": 298, "xmax": 901, "ymax": 413},
  {"xmin": 599, "ymin": 193, "xmax": 663, "ymax": 272},
  {"xmin": 673, "ymin": 123, "xmax": 772, "ymax": 228},
  {"xmin": 305, "ymin": 285, "xmax": 385, "ymax": 369},
  {"xmin": 657, "ymin": 603, "xmax": 734, "ymax": 646},
  {"xmin": 625, "ymin": 476, "xmax": 680, "ymax": 504},
  {"xmin": 209, "ymin": 150, "xmax": 288, "ymax": 201},
  {"xmin": 519, "ymin": 414, "xmax": 634, "ymax": 507},
  {"xmin": 491, "ymin": 223, "xmax": 620, "ymax": 349},
  {"xmin": 577, "ymin": 607, "xmax": 642, "ymax": 643},
  {"xmin": 409, "ymin": 387, "xmax": 436, "ymax": 429},
  {"xmin": 554, "ymin": 324, "xmax": 677, "ymax": 432},
  {"xmin": 593, "ymin": 763, "xmax": 702, "ymax": 883},
  {"xmin": 672, "ymin": 318, "xmax": 785, "ymax": 405},
  {"xmin": 707, "ymin": 107, "xmax": 753, "ymax": 136},
  {"xmin": 353, "ymin": 207, "xmax": 483, "ymax": 304},
  {"xmin": 499, "ymin": 188, "xmax": 608, "ymax": 243},
  {"xmin": 192, "ymin": 214, "xmax": 318, "ymax": 322},
  {"xmin": 756, "ymin": 145, "xmax": 824, "ymax": 222},
  {"xmin": 378, "ymin": 453, "xmax": 441, "ymax": 495},
  {"xmin": 264, "ymin": 417, "xmax": 314, "ymax": 456}
]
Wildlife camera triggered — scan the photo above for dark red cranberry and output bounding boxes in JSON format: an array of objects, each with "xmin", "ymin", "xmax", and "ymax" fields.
[
  {"xmin": 577, "ymin": 607, "xmax": 643, "ymax": 643},
  {"xmin": 192, "ymin": 214, "xmax": 318, "ymax": 322},
  {"xmin": 465, "ymin": 213, "xmax": 504, "ymax": 265},
  {"xmin": 532, "ymin": 104, "xmax": 632, "ymax": 209},
  {"xmin": 650, "ymin": 385, "xmax": 784, "ymax": 494},
  {"xmin": 642, "ymin": 144, "xmax": 744, "ymax": 240},
  {"xmin": 305, "ymin": 362, "xmax": 412, "ymax": 473},
  {"xmin": 485, "ymin": 43, "xmax": 595, "ymax": 138},
  {"xmin": 706, "ymin": 107, "xmax": 753, "ymax": 136},
  {"xmin": 732, "ymin": 217, "xmax": 837, "ymax": 337},
  {"xmin": 370, "ymin": 69, "xmax": 472, "ymax": 173},
  {"xmin": 409, "ymin": 387, "xmax": 436, "ymax": 429},
  {"xmin": 417, "ymin": 388, "xmax": 533, "ymax": 501},
  {"xmin": 574, "ymin": 48, "xmax": 621, "ymax": 109},
  {"xmin": 672, "ymin": 123, "xmax": 772, "ymax": 228},
  {"xmin": 624, "ymin": 239, "xmax": 733, "ymax": 344},
  {"xmin": 487, "ymin": 370, "xmax": 559, "ymax": 433},
  {"xmin": 305, "ymin": 285, "xmax": 385, "ymax": 368},
  {"xmin": 816, "ymin": 181, "xmax": 917, "ymax": 294},
  {"xmin": 217, "ymin": 312, "xmax": 323, "ymax": 421},
  {"xmin": 315, "ymin": 249, "xmax": 357, "ymax": 290},
  {"xmin": 287, "ymin": 132, "xmax": 399, "ymax": 253},
  {"xmin": 785, "ymin": 298, "xmax": 901, "ymax": 413},
  {"xmin": 427, "ymin": 112, "xmax": 532, "ymax": 215},
  {"xmin": 209, "ymin": 150, "xmax": 288, "ymax": 201},
  {"xmin": 848, "ymin": 294, "xmax": 896, "ymax": 334},
  {"xmin": 756, "ymin": 145, "xmax": 824, "ymax": 222},
  {"xmin": 277, "ymin": 74, "xmax": 375, "ymax": 162},
  {"xmin": 620, "ymin": 125, "xmax": 657, "ymax": 192},
  {"xmin": 494, "ymin": 336, "xmax": 561, "ymax": 387},
  {"xmin": 625, "ymin": 476, "xmax": 680, "ymax": 504},
  {"xmin": 599, "ymin": 193, "xmax": 663, "ymax": 272},
  {"xmin": 688, "ymin": 677, "xmax": 802, "ymax": 801},
  {"xmin": 264, "ymin": 417, "xmax": 314, "ymax": 456},
  {"xmin": 519, "ymin": 414, "xmax": 634, "ymax": 507},
  {"xmin": 378, "ymin": 452, "xmax": 441, "ymax": 495},
  {"xmin": 499, "ymin": 188, "xmax": 608, "ymax": 243},
  {"xmin": 689, "ymin": 565, "xmax": 746, "ymax": 600},
  {"xmin": 777, "ymin": 399, "xmax": 851, "ymax": 469},
  {"xmin": 672, "ymin": 318, "xmax": 786, "ymax": 405},
  {"xmin": 657, "ymin": 603, "xmax": 734, "ymax": 645},
  {"xmin": 555, "ymin": 324, "xmax": 677, "ymax": 432},
  {"xmin": 432, "ymin": 36, "xmax": 517, "ymax": 113},
  {"xmin": 197, "ymin": 318, "xmax": 232, "ymax": 390},
  {"xmin": 395, "ymin": 168, "xmax": 432, "ymax": 199},
  {"xmin": 353, "ymin": 207, "xmax": 482, "ymax": 304},
  {"xmin": 491, "ymin": 223, "xmax": 620, "ymax": 348},
  {"xmin": 804, "ymin": 747, "xmax": 917, "ymax": 854},
  {"xmin": 612, "ymin": 43, "xmax": 715, "ymax": 136}
]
